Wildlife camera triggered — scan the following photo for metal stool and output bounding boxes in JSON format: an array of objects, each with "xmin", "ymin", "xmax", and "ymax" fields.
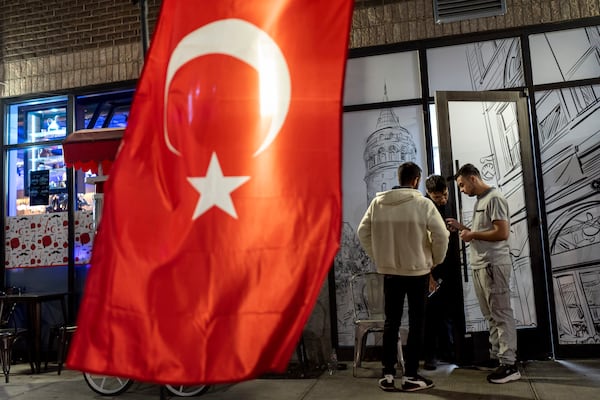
[
  {"xmin": 47, "ymin": 325, "xmax": 77, "ymax": 374},
  {"xmin": 56, "ymin": 325, "xmax": 76, "ymax": 374}
]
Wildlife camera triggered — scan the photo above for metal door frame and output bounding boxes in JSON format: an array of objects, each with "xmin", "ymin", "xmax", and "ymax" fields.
[{"xmin": 435, "ymin": 90, "xmax": 555, "ymax": 361}]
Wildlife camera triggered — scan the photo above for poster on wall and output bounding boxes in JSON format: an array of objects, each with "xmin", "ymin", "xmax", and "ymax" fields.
[
  {"xmin": 29, "ymin": 170, "xmax": 50, "ymax": 206},
  {"xmin": 335, "ymin": 104, "xmax": 427, "ymax": 346}
]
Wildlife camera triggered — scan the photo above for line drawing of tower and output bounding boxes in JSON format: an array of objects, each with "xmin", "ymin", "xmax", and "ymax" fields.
[
  {"xmin": 334, "ymin": 85, "xmax": 418, "ymax": 345},
  {"xmin": 363, "ymin": 85, "xmax": 417, "ymax": 204}
]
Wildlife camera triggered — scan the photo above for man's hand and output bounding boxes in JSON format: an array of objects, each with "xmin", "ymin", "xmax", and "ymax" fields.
[
  {"xmin": 428, "ymin": 274, "xmax": 440, "ymax": 297},
  {"xmin": 460, "ymin": 228, "xmax": 474, "ymax": 242},
  {"xmin": 445, "ymin": 218, "xmax": 463, "ymax": 232},
  {"xmin": 429, "ymin": 274, "xmax": 437, "ymax": 292}
]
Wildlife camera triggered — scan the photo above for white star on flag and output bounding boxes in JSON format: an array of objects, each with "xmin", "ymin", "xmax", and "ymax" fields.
[{"xmin": 187, "ymin": 152, "xmax": 250, "ymax": 220}]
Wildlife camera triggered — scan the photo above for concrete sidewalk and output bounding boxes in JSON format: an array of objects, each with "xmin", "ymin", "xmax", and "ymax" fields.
[{"xmin": 2, "ymin": 358, "xmax": 600, "ymax": 399}]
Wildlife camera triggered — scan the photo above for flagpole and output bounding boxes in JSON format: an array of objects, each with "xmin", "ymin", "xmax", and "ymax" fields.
[{"xmin": 133, "ymin": 0, "xmax": 150, "ymax": 57}]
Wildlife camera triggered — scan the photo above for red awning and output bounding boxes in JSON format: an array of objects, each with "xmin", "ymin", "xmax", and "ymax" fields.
[{"xmin": 62, "ymin": 128, "xmax": 124, "ymax": 175}]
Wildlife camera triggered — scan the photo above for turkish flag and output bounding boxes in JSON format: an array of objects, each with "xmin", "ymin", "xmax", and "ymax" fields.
[{"xmin": 67, "ymin": 0, "xmax": 352, "ymax": 385}]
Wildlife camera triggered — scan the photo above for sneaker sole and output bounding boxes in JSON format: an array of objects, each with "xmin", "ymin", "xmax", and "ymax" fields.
[
  {"xmin": 402, "ymin": 383, "xmax": 434, "ymax": 392},
  {"xmin": 476, "ymin": 366, "xmax": 498, "ymax": 371},
  {"xmin": 378, "ymin": 379, "xmax": 399, "ymax": 392},
  {"xmin": 488, "ymin": 372, "xmax": 521, "ymax": 384}
]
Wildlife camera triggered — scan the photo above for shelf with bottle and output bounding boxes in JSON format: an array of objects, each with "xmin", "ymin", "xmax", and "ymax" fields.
[{"xmin": 28, "ymin": 128, "xmax": 67, "ymax": 142}]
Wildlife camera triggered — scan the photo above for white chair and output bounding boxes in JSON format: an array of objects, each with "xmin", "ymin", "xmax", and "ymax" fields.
[{"xmin": 350, "ymin": 272, "xmax": 405, "ymax": 377}]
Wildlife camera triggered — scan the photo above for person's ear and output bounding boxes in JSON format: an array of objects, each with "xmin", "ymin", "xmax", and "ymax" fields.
[{"xmin": 413, "ymin": 176, "xmax": 420, "ymax": 189}]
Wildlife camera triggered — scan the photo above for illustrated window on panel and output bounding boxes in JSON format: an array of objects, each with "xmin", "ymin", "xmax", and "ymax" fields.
[
  {"xmin": 499, "ymin": 102, "xmax": 520, "ymax": 170},
  {"xmin": 474, "ymin": 41, "xmax": 498, "ymax": 81},
  {"xmin": 557, "ymin": 274, "xmax": 588, "ymax": 339},
  {"xmin": 580, "ymin": 270, "xmax": 600, "ymax": 336},
  {"xmin": 570, "ymin": 85, "xmax": 598, "ymax": 115},
  {"xmin": 5, "ymin": 97, "xmax": 68, "ymax": 216}
]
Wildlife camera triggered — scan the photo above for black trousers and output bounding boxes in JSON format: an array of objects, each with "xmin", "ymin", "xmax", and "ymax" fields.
[
  {"xmin": 382, "ymin": 273, "xmax": 429, "ymax": 377},
  {"xmin": 424, "ymin": 282, "xmax": 456, "ymax": 363}
]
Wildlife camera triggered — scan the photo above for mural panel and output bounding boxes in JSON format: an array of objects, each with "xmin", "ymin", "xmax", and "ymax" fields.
[
  {"xmin": 530, "ymin": 26, "xmax": 600, "ymax": 85},
  {"xmin": 531, "ymin": 25, "xmax": 600, "ymax": 345},
  {"xmin": 536, "ymin": 84, "xmax": 600, "ymax": 344},
  {"xmin": 427, "ymin": 37, "xmax": 525, "ymax": 96},
  {"xmin": 337, "ymin": 102, "xmax": 427, "ymax": 346},
  {"xmin": 344, "ymin": 51, "xmax": 420, "ymax": 106}
]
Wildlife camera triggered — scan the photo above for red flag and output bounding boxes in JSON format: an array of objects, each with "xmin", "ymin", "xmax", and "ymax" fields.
[{"xmin": 67, "ymin": 0, "xmax": 352, "ymax": 385}]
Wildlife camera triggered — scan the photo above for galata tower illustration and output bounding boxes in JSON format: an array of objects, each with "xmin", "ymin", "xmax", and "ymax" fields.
[{"xmin": 363, "ymin": 86, "xmax": 417, "ymax": 203}]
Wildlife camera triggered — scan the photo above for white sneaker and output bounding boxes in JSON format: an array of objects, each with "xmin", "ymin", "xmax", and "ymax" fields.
[
  {"xmin": 402, "ymin": 374, "xmax": 434, "ymax": 391},
  {"xmin": 378, "ymin": 374, "xmax": 397, "ymax": 391}
]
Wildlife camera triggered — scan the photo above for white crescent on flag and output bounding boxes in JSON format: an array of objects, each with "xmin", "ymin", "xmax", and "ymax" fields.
[{"xmin": 163, "ymin": 18, "xmax": 291, "ymax": 158}]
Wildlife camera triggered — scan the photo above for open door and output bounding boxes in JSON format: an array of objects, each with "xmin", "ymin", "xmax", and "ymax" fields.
[{"xmin": 435, "ymin": 90, "xmax": 553, "ymax": 362}]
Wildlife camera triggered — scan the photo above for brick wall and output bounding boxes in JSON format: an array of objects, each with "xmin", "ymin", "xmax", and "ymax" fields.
[
  {"xmin": 0, "ymin": 0, "xmax": 599, "ymax": 97},
  {"xmin": 351, "ymin": 0, "xmax": 600, "ymax": 47},
  {"xmin": 0, "ymin": 0, "xmax": 161, "ymax": 96}
]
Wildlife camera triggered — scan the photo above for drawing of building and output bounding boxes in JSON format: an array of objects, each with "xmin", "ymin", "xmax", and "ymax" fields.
[
  {"xmin": 363, "ymin": 96, "xmax": 417, "ymax": 203},
  {"xmin": 533, "ymin": 26, "xmax": 600, "ymax": 344},
  {"xmin": 334, "ymin": 86, "xmax": 418, "ymax": 345}
]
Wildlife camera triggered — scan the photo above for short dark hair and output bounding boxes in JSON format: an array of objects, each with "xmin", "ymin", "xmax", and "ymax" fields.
[
  {"xmin": 397, "ymin": 162, "xmax": 422, "ymax": 186},
  {"xmin": 425, "ymin": 175, "xmax": 447, "ymax": 193},
  {"xmin": 454, "ymin": 163, "xmax": 481, "ymax": 180}
]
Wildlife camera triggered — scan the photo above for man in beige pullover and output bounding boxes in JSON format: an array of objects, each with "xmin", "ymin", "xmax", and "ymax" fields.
[{"xmin": 357, "ymin": 162, "xmax": 449, "ymax": 392}]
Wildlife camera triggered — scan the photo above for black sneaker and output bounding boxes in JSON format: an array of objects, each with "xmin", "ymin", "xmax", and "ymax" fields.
[
  {"xmin": 487, "ymin": 364, "xmax": 521, "ymax": 384},
  {"xmin": 423, "ymin": 359, "xmax": 437, "ymax": 370},
  {"xmin": 475, "ymin": 358, "xmax": 500, "ymax": 371},
  {"xmin": 378, "ymin": 374, "xmax": 397, "ymax": 391},
  {"xmin": 402, "ymin": 374, "xmax": 434, "ymax": 391}
]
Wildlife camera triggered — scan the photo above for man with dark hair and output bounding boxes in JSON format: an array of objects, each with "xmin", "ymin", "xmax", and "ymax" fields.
[
  {"xmin": 357, "ymin": 162, "xmax": 449, "ymax": 392},
  {"xmin": 423, "ymin": 175, "xmax": 464, "ymax": 370},
  {"xmin": 446, "ymin": 163, "xmax": 521, "ymax": 384}
]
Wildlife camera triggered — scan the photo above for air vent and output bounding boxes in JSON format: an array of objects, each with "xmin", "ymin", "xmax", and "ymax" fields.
[{"xmin": 433, "ymin": 0, "xmax": 507, "ymax": 23}]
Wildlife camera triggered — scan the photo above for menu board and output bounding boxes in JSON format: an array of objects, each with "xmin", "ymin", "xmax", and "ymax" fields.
[{"xmin": 29, "ymin": 170, "xmax": 50, "ymax": 206}]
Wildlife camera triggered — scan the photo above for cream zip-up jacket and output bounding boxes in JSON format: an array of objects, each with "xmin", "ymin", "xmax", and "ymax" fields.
[{"xmin": 357, "ymin": 188, "xmax": 449, "ymax": 276}]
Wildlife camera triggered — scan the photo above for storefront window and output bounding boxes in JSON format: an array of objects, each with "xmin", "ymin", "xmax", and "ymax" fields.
[
  {"xmin": 4, "ymin": 91, "xmax": 133, "ymax": 217},
  {"xmin": 76, "ymin": 90, "xmax": 132, "ymax": 130},
  {"xmin": 4, "ymin": 96, "xmax": 68, "ymax": 216},
  {"xmin": 6, "ymin": 98, "xmax": 67, "ymax": 145},
  {"xmin": 73, "ymin": 90, "xmax": 133, "ymax": 205}
]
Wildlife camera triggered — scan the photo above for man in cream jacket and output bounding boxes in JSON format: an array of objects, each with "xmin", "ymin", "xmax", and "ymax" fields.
[{"xmin": 357, "ymin": 162, "xmax": 449, "ymax": 392}]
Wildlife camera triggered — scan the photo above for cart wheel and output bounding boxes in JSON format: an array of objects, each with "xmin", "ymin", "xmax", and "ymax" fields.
[
  {"xmin": 165, "ymin": 384, "xmax": 209, "ymax": 397},
  {"xmin": 83, "ymin": 372, "xmax": 133, "ymax": 396}
]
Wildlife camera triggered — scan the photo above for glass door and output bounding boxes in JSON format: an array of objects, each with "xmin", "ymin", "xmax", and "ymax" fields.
[{"xmin": 435, "ymin": 90, "xmax": 553, "ymax": 361}]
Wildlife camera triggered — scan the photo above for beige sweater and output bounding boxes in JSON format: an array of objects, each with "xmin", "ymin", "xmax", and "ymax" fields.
[{"xmin": 357, "ymin": 188, "xmax": 449, "ymax": 276}]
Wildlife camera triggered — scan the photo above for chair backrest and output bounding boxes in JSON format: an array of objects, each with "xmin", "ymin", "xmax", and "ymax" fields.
[
  {"xmin": 0, "ymin": 300, "xmax": 19, "ymax": 332},
  {"xmin": 349, "ymin": 272, "xmax": 385, "ymax": 322}
]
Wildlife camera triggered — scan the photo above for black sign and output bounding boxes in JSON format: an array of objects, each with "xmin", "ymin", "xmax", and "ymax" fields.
[{"xmin": 29, "ymin": 170, "xmax": 50, "ymax": 206}]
